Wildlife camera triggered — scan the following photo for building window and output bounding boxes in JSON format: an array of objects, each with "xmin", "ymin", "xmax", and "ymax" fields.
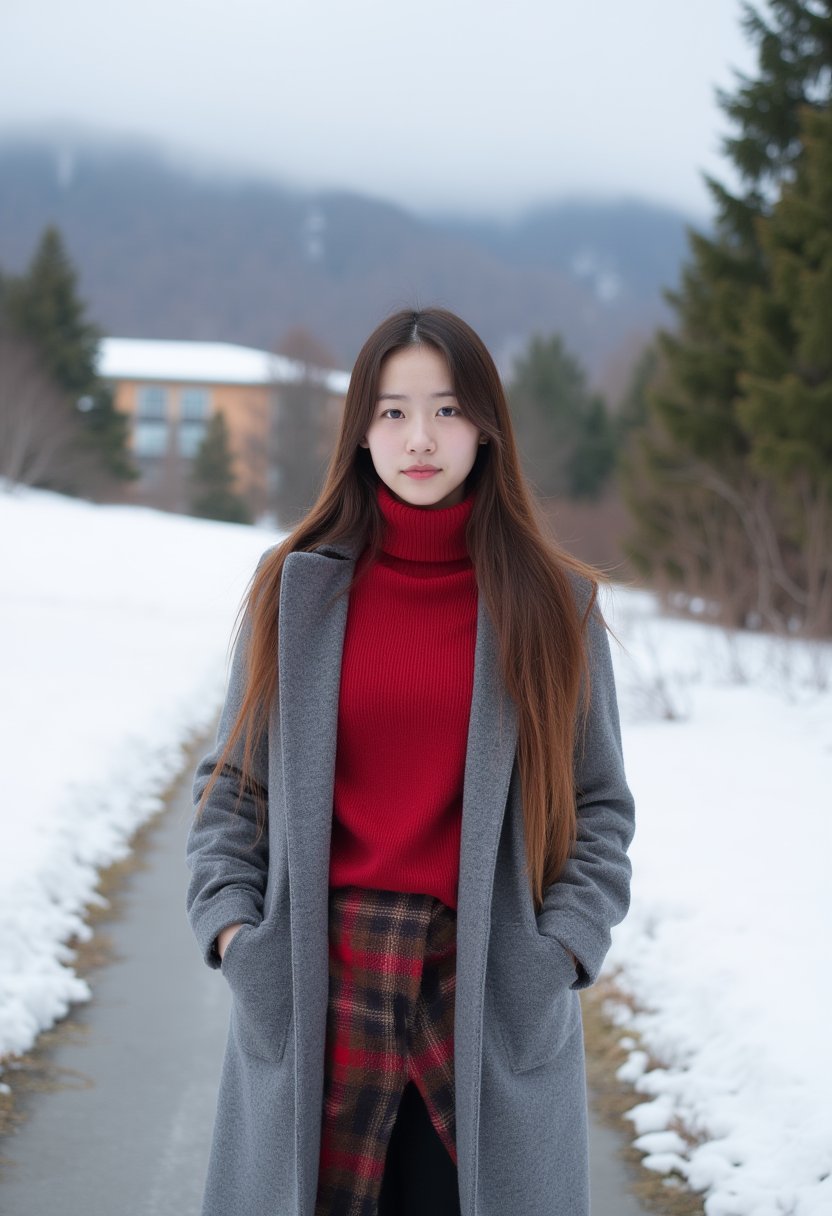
[
  {"xmin": 178, "ymin": 387, "xmax": 211, "ymax": 458},
  {"xmin": 137, "ymin": 385, "xmax": 168, "ymax": 420},
  {"xmin": 178, "ymin": 422, "xmax": 209, "ymax": 459},
  {"xmin": 133, "ymin": 420, "xmax": 168, "ymax": 458},
  {"xmin": 180, "ymin": 387, "xmax": 210, "ymax": 421}
]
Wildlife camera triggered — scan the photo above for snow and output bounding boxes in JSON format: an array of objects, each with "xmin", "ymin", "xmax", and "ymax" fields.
[
  {"xmin": 1, "ymin": 484, "xmax": 831, "ymax": 1214},
  {"xmin": 96, "ymin": 336, "xmax": 351, "ymax": 395},
  {"xmin": 0, "ymin": 481, "xmax": 280, "ymax": 1061},
  {"xmin": 601, "ymin": 585, "xmax": 832, "ymax": 1216},
  {"xmin": 570, "ymin": 246, "xmax": 623, "ymax": 303}
]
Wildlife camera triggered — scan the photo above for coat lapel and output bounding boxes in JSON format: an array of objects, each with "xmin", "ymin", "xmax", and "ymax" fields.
[
  {"xmin": 277, "ymin": 544, "xmax": 355, "ymax": 1216},
  {"xmin": 454, "ymin": 597, "xmax": 518, "ymax": 1214}
]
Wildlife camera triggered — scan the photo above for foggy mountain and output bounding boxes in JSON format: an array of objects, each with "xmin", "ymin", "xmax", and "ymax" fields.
[{"xmin": 0, "ymin": 133, "xmax": 697, "ymax": 388}]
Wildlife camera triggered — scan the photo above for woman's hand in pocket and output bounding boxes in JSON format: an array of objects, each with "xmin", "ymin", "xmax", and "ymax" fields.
[{"xmin": 218, "ymin": 922, "xmax": 244, "ymax": 962}]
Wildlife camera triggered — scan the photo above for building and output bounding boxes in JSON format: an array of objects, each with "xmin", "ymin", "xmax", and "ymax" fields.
[{"xmin": 98, "ymin": 337, "xmax": 350, "ymax": 517}]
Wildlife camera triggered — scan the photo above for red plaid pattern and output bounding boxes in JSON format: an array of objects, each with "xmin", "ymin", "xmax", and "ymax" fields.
[{"xmin": 314, "ymin": 885, "xmax": 458, "ymax": 1216}]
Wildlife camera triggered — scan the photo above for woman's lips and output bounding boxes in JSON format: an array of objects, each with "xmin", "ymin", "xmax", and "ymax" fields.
[{"xmin": 403, "ymin": 468, "xmax": 440, "ymax": 479}]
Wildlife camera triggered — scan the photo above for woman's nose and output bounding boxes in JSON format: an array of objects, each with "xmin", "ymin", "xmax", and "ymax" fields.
[{"xmin": 406, "ymin": 416, "xmax": 435, "ymax": 451}]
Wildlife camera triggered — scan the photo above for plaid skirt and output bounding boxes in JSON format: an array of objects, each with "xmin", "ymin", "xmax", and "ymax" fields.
[{"xmin": 314, "ymin": 884, "xmax": 458, "ymax": 1216}]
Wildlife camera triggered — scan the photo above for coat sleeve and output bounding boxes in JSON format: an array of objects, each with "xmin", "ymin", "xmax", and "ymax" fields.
[
  {"xmin": 535, "ymin": 580, "xmax": 635, "ymax": 989},
  {"xmin": 185, "ymin": 550, "xmax": 275, "ymax": 968}
]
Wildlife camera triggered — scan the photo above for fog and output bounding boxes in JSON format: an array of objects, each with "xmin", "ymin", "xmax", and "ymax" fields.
[{"xmin": 1, "ymin": 0, "xmax": 756, "ymax": 217}]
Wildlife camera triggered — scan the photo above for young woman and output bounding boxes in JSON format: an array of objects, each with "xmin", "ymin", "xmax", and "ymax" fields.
[{"xmin": 186, "ymin": 307, "xmax": 635, "ymax": 1216}]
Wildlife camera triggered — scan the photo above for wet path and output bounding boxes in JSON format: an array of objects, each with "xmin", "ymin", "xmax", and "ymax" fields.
[{"xmin": 0, "ymin": 756, "xmax": 648, "ymax": 1215}]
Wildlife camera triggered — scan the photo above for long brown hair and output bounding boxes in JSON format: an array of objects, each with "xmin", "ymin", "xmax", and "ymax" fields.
[{"xmin": 197, "ymin": 307, "xmax": 602, "ymax": 912}]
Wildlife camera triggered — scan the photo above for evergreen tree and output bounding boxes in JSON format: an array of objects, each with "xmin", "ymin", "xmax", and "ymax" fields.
[
  {"xmin": 190, "ymin": 411, "xmax": 252, "ymax": 524},
  {"xmin": 76, "ymin": 383, "xmax": 138, "ymax": 483},
  {"xmin": 740, "ymin": 103, "xmax": 832, "ymax": 485},
  {"xmin": 508, "ymin": 333, "xmax": 615, "ymax": 500},
  {"xmin": 617, "ymin": 345, "xmax": 680, "ymax": 586},
  {"xmin": 737, "ymin": 102, "xmax": 832, "ymax": 632},
  {"xmin": 6, "ymin": 226, "xmax": 100, "ymax": 396},
  {"xmin": 615, "ymin": 343, "xmax": 662, "ymax": 438},
  {"xmin": 5, "ymin": 225, "xmax": 136, "ymax": 491},
  {"xmin": 624, "ymin": 0, "xmax": 832, "ymax": 628}
]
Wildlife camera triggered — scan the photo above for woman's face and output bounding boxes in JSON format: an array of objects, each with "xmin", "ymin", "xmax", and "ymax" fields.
[{"xmin": 359, "ymin": 344, "xmax": 483, "ymax": 510}]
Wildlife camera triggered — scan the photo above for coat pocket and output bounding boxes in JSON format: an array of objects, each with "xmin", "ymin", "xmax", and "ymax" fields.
[
  {"xmin": 220, "ymin": 921, "xmax": 292, "ymax": 1064},
  {"xmin": 487, "ymin": 922, "xmax": 581, "ymax": 1074}
]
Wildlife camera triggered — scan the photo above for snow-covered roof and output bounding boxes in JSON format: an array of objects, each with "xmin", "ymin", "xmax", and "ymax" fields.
[{"xmin": 97, "ymin": 337, "xmax": 351, "ymax": 395}]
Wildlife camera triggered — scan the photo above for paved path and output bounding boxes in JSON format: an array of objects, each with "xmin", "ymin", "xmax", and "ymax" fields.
[{"xmin": 0, "ymin": 757, "xmax": 648, "ymax": 1215}]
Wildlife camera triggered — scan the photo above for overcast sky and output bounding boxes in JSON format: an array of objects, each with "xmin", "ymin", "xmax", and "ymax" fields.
[{"xmin": 1, "ymin": 0, "xmax": 757, "ymax": 219}]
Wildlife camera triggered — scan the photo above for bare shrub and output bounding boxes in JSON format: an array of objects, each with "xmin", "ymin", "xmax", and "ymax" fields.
[
  {"xmin": 541, "ymin": 487, "xmax": 633, "ymax": 574},
  {"xmin": 616, "ymin": 614, "xmax": 697, "ymax": 723},
  {"xmin": 0, "ymin": 325, "xmax": 82, "ymax": 487}
]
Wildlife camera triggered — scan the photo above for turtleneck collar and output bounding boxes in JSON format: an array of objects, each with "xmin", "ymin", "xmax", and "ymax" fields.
[{"xmin": 376, "ymin": 480, "xmax": 475, "ymax": 563}]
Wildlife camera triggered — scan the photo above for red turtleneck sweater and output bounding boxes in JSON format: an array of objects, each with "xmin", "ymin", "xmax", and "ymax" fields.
[{"xmin": 328, "ymin": 482, "xmax": 478, "ymax": 910}]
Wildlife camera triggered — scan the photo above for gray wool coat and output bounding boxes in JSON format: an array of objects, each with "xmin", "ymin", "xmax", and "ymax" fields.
[{"xmin": 186, "ymin": 539, "xmax": 635, "ymax": 1216}]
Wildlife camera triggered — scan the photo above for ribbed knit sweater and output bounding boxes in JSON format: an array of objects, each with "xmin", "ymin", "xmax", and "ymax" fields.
[{"xmin": 328, "ymin": 481, "xmax": 478, "ymax": 910}]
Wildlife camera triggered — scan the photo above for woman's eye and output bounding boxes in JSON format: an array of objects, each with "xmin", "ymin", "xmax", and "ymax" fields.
[
  {"xmin": 381, "ymin": 408, "xmax": 404, "ymax": 419},
  {"xmin": 437, "ymin": 406, "xmax": 460, "ymax": 417}
]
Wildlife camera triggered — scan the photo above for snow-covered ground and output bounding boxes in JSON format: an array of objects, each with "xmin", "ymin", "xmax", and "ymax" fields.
[
  {"xmin": 1, "ymin": 486, "xmax": 830, "ymax": 1214},
  {"xmin": 601, "ymin": 584, "xmax": 832, "ymax": 1216},
  {"xmin": 0, "ymin": 483, "xmax": 278, "ymax": 1064}
]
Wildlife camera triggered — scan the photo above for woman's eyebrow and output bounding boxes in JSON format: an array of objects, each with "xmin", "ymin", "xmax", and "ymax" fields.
[{"xmin": 377, "ymin": 389, "xmax": 457, "ymax": 401}]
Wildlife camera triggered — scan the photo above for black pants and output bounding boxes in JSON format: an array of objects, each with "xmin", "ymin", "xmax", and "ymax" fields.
[{"xmin": 377, "ymin": 1081, "xmax": 462, "ymax": 1215}]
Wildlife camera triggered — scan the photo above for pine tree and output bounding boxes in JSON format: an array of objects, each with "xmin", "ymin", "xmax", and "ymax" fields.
[
  {"xmin": 76, "ymin": 383, "xmax": 138, "ymax": 483},
  {"xmin": 624, "ymin": 0, "xmax": 832, "ymax": 627},
  {"xmin": 737, "ymin": 102, "xmax": 832, "ymax": 632},
  {"xmin": 6, "ymin": 226, "xmax": 100, "ymax": 396},
  {"xmin": 190, "ymin": 411, "xmax": 252, "ymax": 524},
  {"xmin": 616, "ymin": 343, "xmax": 662, "ymax": 438},
  {"xmin": 5, "ymin": 225, "xmax": 136, "ymax": 491},
  {"xmin": 508, "ymin": 333, "xmax": 615, "ymax": 500}
]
